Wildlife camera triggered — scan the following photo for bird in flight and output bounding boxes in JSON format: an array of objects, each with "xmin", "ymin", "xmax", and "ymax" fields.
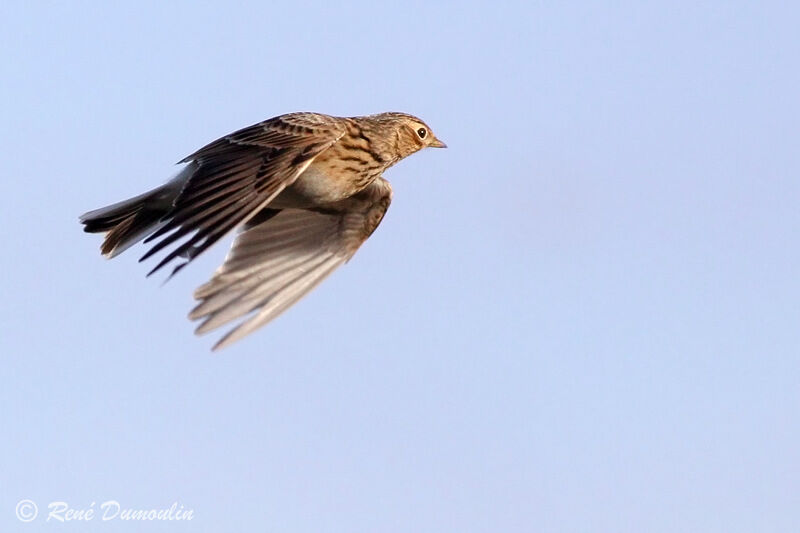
[{"xmin": 80, "ymin": 111, "xmax": 446, "ymax": 350}]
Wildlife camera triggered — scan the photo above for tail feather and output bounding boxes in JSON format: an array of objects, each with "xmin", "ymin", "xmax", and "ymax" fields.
[{"xmin": 80, "ymin": 168, "xmax": 191, "ymax": 258}]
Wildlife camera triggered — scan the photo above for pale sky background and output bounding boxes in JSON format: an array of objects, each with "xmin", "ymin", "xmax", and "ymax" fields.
[{"xmin": 2, "ymin": 2, "xmax": 799, "ymax": 532}]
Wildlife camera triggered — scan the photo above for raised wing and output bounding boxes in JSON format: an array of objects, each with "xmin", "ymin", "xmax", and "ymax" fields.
[
  {"xmin": 190, "ymin": 177, "xmax": 393, "ymax": 350},
  {"xmin": 140, "ymin": 113, "xmax": 347, "ymax": 277}
]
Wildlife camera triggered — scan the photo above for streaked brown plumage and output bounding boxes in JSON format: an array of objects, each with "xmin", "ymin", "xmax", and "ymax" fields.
[{"xmin": 80, "ymin": 111, "xmax": 445, "ymax": 349}]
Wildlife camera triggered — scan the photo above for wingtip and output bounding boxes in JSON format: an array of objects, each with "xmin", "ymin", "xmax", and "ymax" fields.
[
  {"xmin": 209, "ymin": 330, "xmax": 233, "ymax": 351},
  {"xmin": 193, "ymin": 318, "xmax": 215, "ymax": 336},
  {"xmin": 206, "ymin": 323, "xmax": 246, "ymax": 351},
  {"xmin": 211, "ymin": 339, "xmax": 226, "ymax": 352}
]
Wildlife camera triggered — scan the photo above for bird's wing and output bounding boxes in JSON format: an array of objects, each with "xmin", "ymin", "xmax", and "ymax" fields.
[
  {"xmin": 190, "ymin": 177, "xmax": 393, "ymax": 350},
  {"xmin": 140, "ymin": 113, "xmax": 347, "ymax": 277}
]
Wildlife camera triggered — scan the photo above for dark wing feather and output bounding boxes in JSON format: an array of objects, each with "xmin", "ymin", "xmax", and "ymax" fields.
[{"xmin": 141, "ymin": 113, "xmax": 346, "ymax": 277}]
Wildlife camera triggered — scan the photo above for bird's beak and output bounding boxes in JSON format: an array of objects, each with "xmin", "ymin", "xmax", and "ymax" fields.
[{"xmin": 429, "ymin": 137, "xmax": 447, "ymax": 148}]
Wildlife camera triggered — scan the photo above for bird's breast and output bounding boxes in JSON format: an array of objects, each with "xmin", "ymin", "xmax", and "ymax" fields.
[{"xmin": 271, "ymin": 154, "xmax": 381, "ymax": 209}]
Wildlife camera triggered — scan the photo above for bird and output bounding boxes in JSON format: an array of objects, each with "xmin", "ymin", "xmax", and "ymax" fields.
[{"xmin": 80, "ymin": 111, "xmax": 446, "ymax": 350}]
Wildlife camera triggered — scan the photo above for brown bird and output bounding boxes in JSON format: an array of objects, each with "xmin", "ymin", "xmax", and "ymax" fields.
[{"xmin": 80, "ymin": 111, "xmax": 446, "ymax": 349}]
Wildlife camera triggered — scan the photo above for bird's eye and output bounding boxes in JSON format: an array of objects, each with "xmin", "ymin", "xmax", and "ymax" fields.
[{"xmin": 417, "ymin": 127, "xmax": 427, "ymax": 139}]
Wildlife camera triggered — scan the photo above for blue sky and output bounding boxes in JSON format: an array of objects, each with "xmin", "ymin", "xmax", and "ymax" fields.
[{"xmin": 2, "ymin": 1, "xmax": 799, "ymax": 532}]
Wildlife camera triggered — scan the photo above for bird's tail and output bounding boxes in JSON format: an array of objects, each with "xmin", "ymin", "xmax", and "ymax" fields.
[{"xmin": 79, "ymin": 168, "xmax": 191, "ymax": 258}]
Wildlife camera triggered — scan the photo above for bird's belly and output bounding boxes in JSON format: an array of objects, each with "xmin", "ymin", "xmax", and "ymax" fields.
[{"xmin": 271, "ymin": 163, "xmax": 370, "ymax": 209}]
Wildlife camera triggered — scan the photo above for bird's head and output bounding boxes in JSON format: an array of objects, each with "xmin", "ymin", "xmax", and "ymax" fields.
[{"xmin": 366, "ymin": 112, "xmax": 446, "ymax": 161}]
